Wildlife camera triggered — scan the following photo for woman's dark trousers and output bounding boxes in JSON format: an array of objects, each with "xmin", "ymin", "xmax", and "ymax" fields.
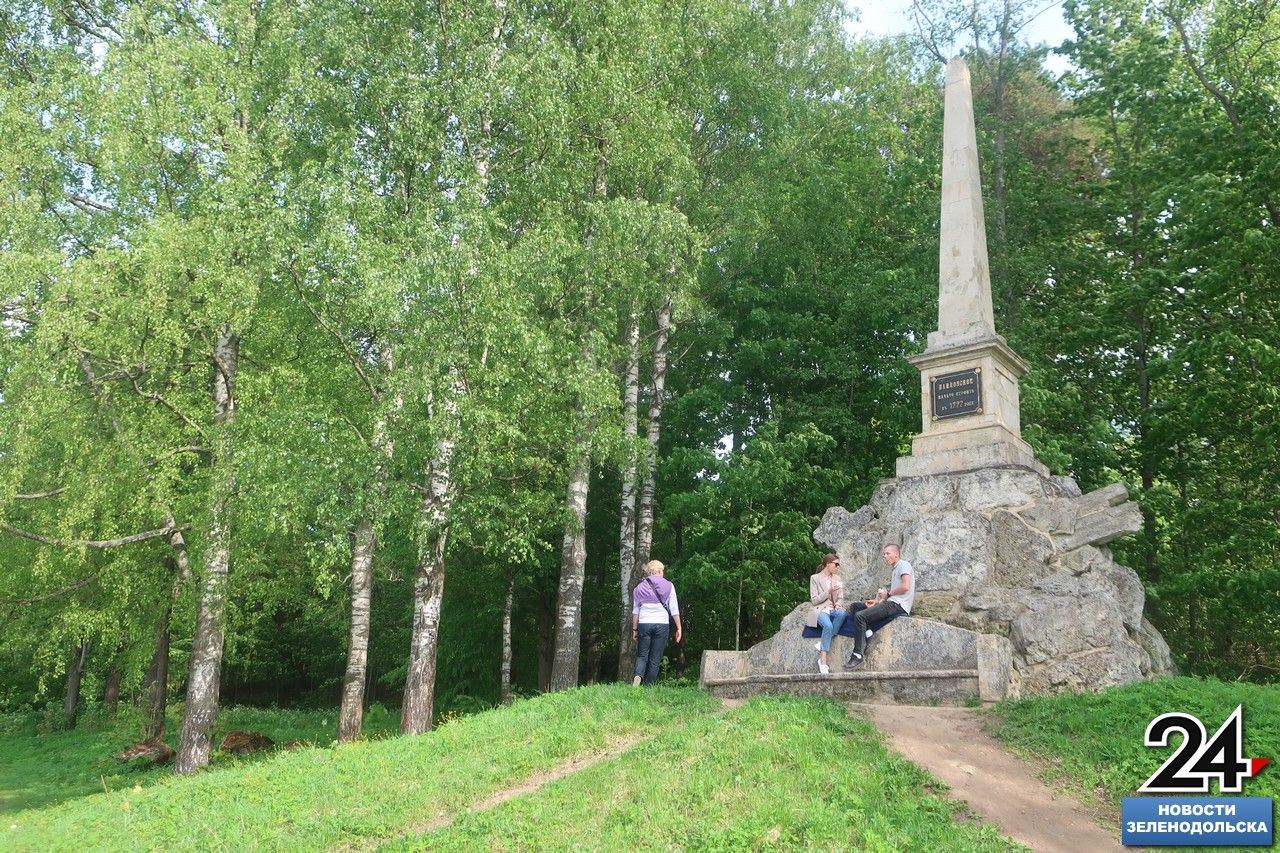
[{"xmin": 634, "ymin": 623, "xmax": 670, "ymax": 685}]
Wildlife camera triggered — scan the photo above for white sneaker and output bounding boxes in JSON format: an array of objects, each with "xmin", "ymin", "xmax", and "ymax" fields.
[
  {"xmin": 632, "ymin": 674, "xmax": 642, "ymax": 687},
  {"xmin": 866, "ymin": 629, "xmax": 873, "ymax": 638},
  {"xmin": 814, "ymin": 641, "xmax": 822, "ymax": 651},
  {"xmin": 818, "ymin": 661, "xmax": 829, "ymax": 675}
]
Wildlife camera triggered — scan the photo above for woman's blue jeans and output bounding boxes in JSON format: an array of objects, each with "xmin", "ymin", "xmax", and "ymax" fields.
[
  {"xmin": 817, "ymin": 609, "xmax": 847, "ymax": 652},
  {"xmin": 634, "ymin": 623, "xmax": 670, "ymax": 685}
]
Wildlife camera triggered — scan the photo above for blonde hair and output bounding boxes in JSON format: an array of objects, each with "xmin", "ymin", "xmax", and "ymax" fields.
[{"xmin": 645, "ymin": 559, "xmax": 665, "ymax": 576}]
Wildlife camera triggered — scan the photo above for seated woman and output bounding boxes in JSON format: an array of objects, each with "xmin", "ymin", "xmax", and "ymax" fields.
[{"xmin": 806, "ymin": 553, "xmax": 846, "ymax": 674}]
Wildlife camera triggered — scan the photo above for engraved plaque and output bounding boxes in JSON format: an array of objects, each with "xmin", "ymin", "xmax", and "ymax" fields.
[{"xmin": 931, "ymin": 368, "xmax": 982, "ymax": 420}]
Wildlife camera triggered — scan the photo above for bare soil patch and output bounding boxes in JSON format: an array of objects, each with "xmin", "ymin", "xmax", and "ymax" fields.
[{"xmin": 856, "ymin": 703, "xmax": 1130, "ymax": 853}]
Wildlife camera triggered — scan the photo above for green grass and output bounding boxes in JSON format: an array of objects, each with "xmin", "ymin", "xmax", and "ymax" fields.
[
  {"xmin": 391, "ymin": 697, "xmax": 1021, "ymax": 852},
  {"xmin": 30, "ymin": 680, "xmax": 1268, "ymax": 851},
  {"xmin": 0, "ymin": 703, "xmax": 401, "ymax": 814},
  {"xmin": 3, "ymin": 685, "xmax": 717, "ymax": 851},
  {"xmin": 989, "ymin": 676, "xmax": 1280, "ymax": 808}
]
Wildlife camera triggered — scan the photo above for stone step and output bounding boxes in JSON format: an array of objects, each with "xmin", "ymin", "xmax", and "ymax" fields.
[
  {"xmin": 699, "ymin": 617, "xmax": 1016, "ymax": 704},
  {"xmin": 703, "ymin": 668, "xmax": 980, "ymax": 705}
]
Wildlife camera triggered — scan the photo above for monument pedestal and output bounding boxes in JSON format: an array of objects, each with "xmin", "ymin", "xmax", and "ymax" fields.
[{"xmin": 896, "ymin": 335, "xmax": 1047, "ymax": 478}]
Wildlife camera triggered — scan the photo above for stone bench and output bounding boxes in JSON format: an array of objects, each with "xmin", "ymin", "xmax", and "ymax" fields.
[{"xmin": 699, "ymin": 614, "xmax": 1017, "ymax": 705}]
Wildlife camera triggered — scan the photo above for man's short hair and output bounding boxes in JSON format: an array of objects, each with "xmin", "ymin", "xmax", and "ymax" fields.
[
  {"xmin": 645, "ymin": 559, "xmax": 665, "ymax": 576},
  {"xmin": 883, "ymin": 543, "xmax": 901, "ymax": 554}
]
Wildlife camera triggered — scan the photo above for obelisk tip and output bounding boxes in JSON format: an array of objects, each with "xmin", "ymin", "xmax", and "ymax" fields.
[{"xmin": 934, "ymin": 51, "xmax": 994, "ymax": 347}]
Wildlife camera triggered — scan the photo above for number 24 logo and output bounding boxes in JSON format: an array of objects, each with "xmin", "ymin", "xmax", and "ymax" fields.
[{"xmin": 1139, "ymin": 705, "xmax": 1271, "ymax": 794}]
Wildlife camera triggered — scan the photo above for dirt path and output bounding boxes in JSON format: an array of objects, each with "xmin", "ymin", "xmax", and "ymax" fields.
[
  {"xmin": 339, "ymin": 734, "xmax": 649, "ymax": 851},
  {"xmin": 859, "ymin": 704, "xmax": 1127, "ymax": 853}
]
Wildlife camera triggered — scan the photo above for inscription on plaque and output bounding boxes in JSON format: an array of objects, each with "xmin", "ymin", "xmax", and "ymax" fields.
[{"xmin": 931, "ymin": 368, "xmax": 982, "ymax": 420}]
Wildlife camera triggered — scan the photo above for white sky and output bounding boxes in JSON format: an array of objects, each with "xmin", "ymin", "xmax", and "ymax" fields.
[{"xmin": 844, "ymin": 0, "xmax": 1075, "ymax": 76}]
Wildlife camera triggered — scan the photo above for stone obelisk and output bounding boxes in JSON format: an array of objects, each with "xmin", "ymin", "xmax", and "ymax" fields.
[{"xmin": 897, "ymin": 57, "xmax": 1046, "ymax": 479}]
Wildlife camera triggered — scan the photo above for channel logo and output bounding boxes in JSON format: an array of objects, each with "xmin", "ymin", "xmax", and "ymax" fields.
[{"xmin": 1123, "ymin": 705, "xmax": 1273, "ymax": 847}]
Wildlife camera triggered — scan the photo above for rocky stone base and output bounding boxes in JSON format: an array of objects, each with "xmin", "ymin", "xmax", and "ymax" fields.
[
  {"xmin": 813, "ymin": 466, "xmax": 1174, "ymax": 694},
  {"xmin": 698, "ymin": 465, "xmax": 1174, "ymax": 702}
]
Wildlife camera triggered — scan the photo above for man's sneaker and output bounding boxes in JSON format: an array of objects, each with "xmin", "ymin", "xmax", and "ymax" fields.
[
  {"xmin": 818, "ymin": 661, "xmax": 830, "ymax": 675},
  {"xmin": 632, "ymin": 674, "xmax": 642, "ymax": 687},
  {"xmin": 866, "ymin": 629, "xmax": 873, "ymax": 639},
  {"xmin": 846, "ymin": 652, "xmax": 865, "ymax": 670}
]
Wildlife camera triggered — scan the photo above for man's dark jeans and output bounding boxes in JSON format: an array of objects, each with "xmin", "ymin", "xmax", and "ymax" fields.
[
  {"xmin": 634, "ymin": 623, "xmax": 670, "ymax": 685},
  {"xmin": 848, "ymin": 600, "xmax": 905, "ymax": 657}
]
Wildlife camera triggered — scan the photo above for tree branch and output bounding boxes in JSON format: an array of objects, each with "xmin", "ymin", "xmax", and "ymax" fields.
[
  {"xmin": 0, "ymin": 576, "xmax": 96, "ymax": 606},
  {"xmin": 1164, "ymin": 8, "xmax": 1280, "ymax": 228},
  {"xmin": 284, "ymin": 263, "xmax": 379, "ymax": 398},
  {"xmin": 66, "ymin": 192, "xmax": 114, "ymax": 214},
  {"xmin": 13, "ymin": 487, "xmax": 69, "ymax": 500},
  {"xmin": 129, "ymin": 375, "xmax": 208, "ymax": 439},
  {"xmin": 148, "ymin": 445, "xmax": 212, "ymax": 465},
  {"xmin": 1, "ymin": 521, "xmax": 189, "ymax": 549}
]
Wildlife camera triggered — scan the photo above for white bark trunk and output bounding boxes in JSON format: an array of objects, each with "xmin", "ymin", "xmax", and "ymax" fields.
[
  {"xmin": 338, "ymin": 517, "xmax": 375, "ymax": 741},
  {"xmin": 549, "ymin": 139, "xmax": 606, "ymax": 692},
  {"xmin": 616, "ymin": 311, "xmax": 641, "ymax": 678},
  {"xmin": 549, "ymin": 436, "xmax": 590, "ymax": 691},
  {"xmin": 400, "ymin": 374, "xmax": 460, "ymax": 734},
  {"xmin": 176, "ymin": 331, "xmax": 237, "ymax": 774},
  {"xmin": 500, "ymin": 571, "xmax": 515, "ymax": 705},
  {"xmin": 635, "ymin": 299, "xmax": 671, "ymax": 579},
  {"xmin": 401, "ymin": 526, "xmax": 447, "ymax": 734}
]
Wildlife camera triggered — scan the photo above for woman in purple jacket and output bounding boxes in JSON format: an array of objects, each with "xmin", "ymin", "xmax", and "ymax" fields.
[{"xmin": 631, "ymin": 559, "xmax": 683, "ymax": 686}]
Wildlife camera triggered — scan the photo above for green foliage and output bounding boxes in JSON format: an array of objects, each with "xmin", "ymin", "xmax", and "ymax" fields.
[
  {"xmin": 991, "ymin": 677, "xmax": 1280, "ymax": 806},
  {"xmin": 1052, "ymin": 0, "xmax": 1280, "ymax": 678},
  {"xmin": 665, "ymin": 422, "xmax": 848, "ymax": 651}
]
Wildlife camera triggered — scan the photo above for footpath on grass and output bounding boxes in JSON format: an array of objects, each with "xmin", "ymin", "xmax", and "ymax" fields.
[{"xmin": 859, "ymin": 703, "xmax": 1123, "ymax": 853}]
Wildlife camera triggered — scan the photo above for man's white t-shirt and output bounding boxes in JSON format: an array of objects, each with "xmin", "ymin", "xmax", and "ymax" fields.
[{"xmin": 889, "ymin": 559, "xmax": 914, "ymax": 614}]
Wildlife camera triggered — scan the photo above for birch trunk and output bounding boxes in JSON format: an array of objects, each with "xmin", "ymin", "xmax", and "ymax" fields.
[
  {"xmin": 549, "ymin": 436, "xmax": 590, "ymax": 691},
  {"xmin": 635, "ymin": 298, "xmax": 672, "ymax": 580},
  {"xmin": 176, "ymin": 331, "xmax": 237, "ymax": 774},
  {"xmin": 616, "ymin": 311, "xmax": 641, "ymax": 678},
  {"xmin": 401, "ymin": 526, "xmax": 447, "ymax": 733},
  {"xmin": 338, "ymin": 517, "xmax": 375, "ymax": 741},
  {"xmin": 400, "ymin": 378, "xmax": 459, "ymax": 735},
  {"xmin": 338, "ymin": 348, "xmax": 398, "ymax": 740},
  {"xmin": 549, "ymin": 139, "xmax": 607, "ymax": 692},
  {"xmin": 500, "ymin": 571, "xmax": 515, "ymax": 705}
]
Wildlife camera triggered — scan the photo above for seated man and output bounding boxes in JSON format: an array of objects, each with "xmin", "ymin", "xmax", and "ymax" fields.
[{"xmin": 846, "ymin": 543, "xmax": 914, "ymax": 669}]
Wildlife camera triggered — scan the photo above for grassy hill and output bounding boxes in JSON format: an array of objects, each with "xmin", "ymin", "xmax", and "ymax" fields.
[
  {"xmin": 3, "ymin": 676, "xmax": 1276, "ymax": 851},
  {"xmin": 2, "ymin": 685, "xmax": 1015, "ymax": 851}
]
